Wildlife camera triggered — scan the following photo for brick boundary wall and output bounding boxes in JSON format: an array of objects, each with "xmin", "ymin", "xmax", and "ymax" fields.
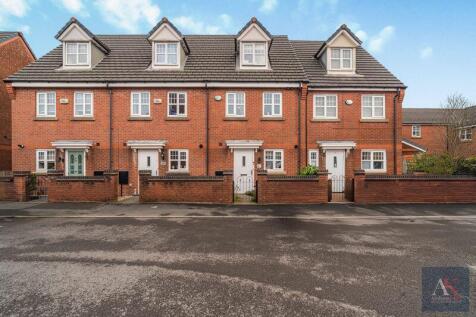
[
  {"xmin": 139, "ymin": 170, "xmax": 233, "ymax": 204},
  {"xmin": 47, "ymin": 171, "xmax": 118, "ymax": 202},
  {"xmin": 256, "ymin": 170, "xmax": 329, "ymax": 204},
  {"xmin": 353, "ymin": 170, "xmax": 476, "ymax": 204},
  {"xmin": 0, "ymin": 171, "xmax": 31, "ymax": 201},
  {"xmin": 0, "ymin": 176, "xmax": 15, "ymax": 201}
]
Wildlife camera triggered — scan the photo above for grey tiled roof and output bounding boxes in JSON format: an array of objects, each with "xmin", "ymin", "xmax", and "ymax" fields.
[
  {"xmin": 7, "ymin": 34, "xmax": 306, "ymax": 82},
  {"xmin": 291, "ymin": 40, "xmax": 405, "ymax": 88},
  {"xmin": 403, "ymin": 108, "xmax": 447, "ymax": 124},
  {"xmin": 0, "ymin": 32, "xmax": 20, "ymax": 44}
]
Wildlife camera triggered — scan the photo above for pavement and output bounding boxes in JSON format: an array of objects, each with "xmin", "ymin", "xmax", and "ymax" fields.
[{"xmin": 1, "ymin": 201, "xmax": 476, "ymax": 316}]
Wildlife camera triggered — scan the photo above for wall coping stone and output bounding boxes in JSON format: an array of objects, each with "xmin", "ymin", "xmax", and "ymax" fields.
[
  {"xmin": 148, "ymin": 176, "xmax": 224, "ymax": 182},
  {"xmin": 56, "ymin": 176, "xmax": 106, "ymax": 182},
  {"xmin": 0, "ymin": 176, "xmax": 13, "ymax": 182},
  {"xmin": 365, "ymin": 175, "xmax": 476, "ymax": 181}
]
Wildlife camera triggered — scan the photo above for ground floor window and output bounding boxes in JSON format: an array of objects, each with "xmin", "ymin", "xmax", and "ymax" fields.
[
  {"xmin": 36, "ymin": 149, "xmax": 56, "ymax": 173},
  {"xmin": 460, "ymin": 128, "xmax": 472, "ymax": 141},
  {"xmin": 169, "ymin": 149, "xmax": 188, "ymax": 172},
  {"xmin": 308, "ymin": 150, "xmax": 319, "ymax": 167},
  {"xmin": 265, "ymin": 150, "xmax": 283, "ymax": 171},
  {"xmin": 361, "ymin": 150, "xmax": 386, "ymax": 172}
]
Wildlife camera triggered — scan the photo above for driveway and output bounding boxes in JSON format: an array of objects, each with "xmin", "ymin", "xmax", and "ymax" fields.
[{"xmin": 0, "ymin": 203, "xmax": 475, "ymax": 316}]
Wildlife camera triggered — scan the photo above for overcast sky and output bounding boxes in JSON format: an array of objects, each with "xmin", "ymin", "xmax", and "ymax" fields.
[{"xmin": 1, "ymin": 0, "xmax": 475, "ymax": 108}]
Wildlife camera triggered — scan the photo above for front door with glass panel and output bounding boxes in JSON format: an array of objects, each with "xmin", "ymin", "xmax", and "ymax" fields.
[
  {"xmin": 138, "ymin": 150, "xmax": 159, "ymax": 176},
  {"xmin": 67, "ymin": 150, "xmax": 85, "ymax": 176},
  {"xmin": 326, "ymin": 149, "xmax": 345, "ymax": 192},
  {"xmin": 233, "ymin": 149, "xmax": 254, "ymax": 194}
]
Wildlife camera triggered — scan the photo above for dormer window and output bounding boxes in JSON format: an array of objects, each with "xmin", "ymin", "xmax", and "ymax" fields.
[
  {"xmin": 65, "ymin": 42, "xmax": 90, "ymax": 66},
  {"xmin": 330, "ymin": 48, "xmax": 352, "ymax": 70},
  {"xmin": 155, "ymin": 42, "xmax": 178, "ymax": 66},
  {"xmin": 242, "ymin": 43, "xmax": 266, "ymax": 66}
]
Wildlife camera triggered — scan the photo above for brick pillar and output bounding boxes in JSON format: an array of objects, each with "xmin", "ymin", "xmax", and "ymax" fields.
[
  {"xmin": 104, "ymin": 170, "xmax": 119, "ymax": 200},
  {"xmin": 138, "ymin": 170, "xmax": 152, "ymax": 202},
  {"xmin": 13, "ymin": 171, "xmax": 30, "ymax": 202},
  {"xmin": 317, "ymin": 170, "xmax": 330, "ymax": 202},
  {"xmin": 353, "ymin": 169, "xmax": 366, "ymax": 204},
  {"xmin": 256, "ymin": 170, "xmax": 267, "ymax": 204},
  {"xmin": 222, "ymin": 170, "xmax": 233, "ymax": 204}
]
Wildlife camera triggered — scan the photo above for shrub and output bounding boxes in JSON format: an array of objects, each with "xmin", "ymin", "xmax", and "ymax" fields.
[
  {"xmin": 299, "ymin": 165, "xmax": 319, "ymax": 176},
  {"xmin": 455, "ymin": 157, "xmax": 476, "ymax": 176},
  {"xmin": 408, "ymin": 153, "xmax": 457, "ymax": 175}
]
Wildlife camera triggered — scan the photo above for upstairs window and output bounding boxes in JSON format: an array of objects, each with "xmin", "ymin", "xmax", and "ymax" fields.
[
  {"xmin": 314, "ymin": 95, "xmax": 338, "ymax": 119},
  {"xmin": 37, "ymin": 92, "xmax": 56, "ymax": 117},
  {"xmin": 155, "ymin": 42, "xmax": 178, "ymax": 66},
  {"xmin": 65, "ymin": 43, "xmax": 89, "ymax": 66},
  {"xmin": 131, "ymin": 92, "xmax": 150, "ymax": 117},
  {"xmin": 412, "ymin": 125, "xmax": 421, "ymax": 138},
  {"xmin": 36, "ymin": 149, "xmax": 56, "ymax": 173},
  {"xmin": 265, "ymin": 150, "xmax": 284, "ymax": 171},
  {"xmin": 330, "ymin": 48, "xmax": 352, "ymax": 70},
  {"xmin": 168, "ymin": 92, "xmax": 187, "ymax": 117},
  {"xmin": 263, "ymin": 92, "xmax": 282, "ymax": 117},
  {"xmin": 74, "ymin": 92, "xmax": 93, "ymax": 117},
  {"xmin": 226, "ymin": 92, "xmax": 245, "ymax": 117},
  {"xmin": 242, "ymin": 43, "xmax": 266, "ymax": 66},
  {"xmin": 361, "ymin": 150, "xmax": 386, "ymax": 172},
  {"xmin": 169, "ymin": 149, "xmax": 188, "ymax": 172},
  {"xmin": 362, "ymin": 95, "xmax": 385, "ymax": 119},
  {"xmin": 460, "ymin": 128, "xmax": 473, "ymax": 141}
]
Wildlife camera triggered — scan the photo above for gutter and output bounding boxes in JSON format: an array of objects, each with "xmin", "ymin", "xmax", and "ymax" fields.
[
  {"xmin": 393, "ymin": 88, "xmax": 401, "ymax": 175},
  {"xmin": 107, "ymin": 82, "xmax": 113, "ymax": 170}
]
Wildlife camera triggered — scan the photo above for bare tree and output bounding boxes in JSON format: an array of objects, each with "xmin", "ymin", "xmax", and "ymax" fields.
[{"xmin": 442, "ymin": 93, "xmax": 473, "ymax": 158}]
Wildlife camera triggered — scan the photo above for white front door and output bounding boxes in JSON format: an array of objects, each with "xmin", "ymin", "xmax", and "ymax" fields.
[
  {"xmin": 138, "ymin": 150, "xmax": 159, "ymax": 176},
  {"xmin": 233, "ymin": 149, "xmax": 254, "ymax": 193},
  {"xmin": 326, "ymin": 149, "xmax": 345, "ymax": 192}
]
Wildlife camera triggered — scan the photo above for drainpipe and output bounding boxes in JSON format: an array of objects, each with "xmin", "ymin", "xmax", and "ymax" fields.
[
  {"xmin": 205, "ymin": 82, "xmax": 209, "ymax": 176},
  {"xmin": 107, "ymin": 82, "xmax": 113, "ymax": 170},
  {"xmin": 304, "ymin": 85, "xmax": 308, "ymax": 165},
  {"xmin": 393, "ymin": 88, "xmax": 401, "ymax": 175},
  {"xmin": 297, "ymin": 84, "xmax": 302, "ymax": 171}
]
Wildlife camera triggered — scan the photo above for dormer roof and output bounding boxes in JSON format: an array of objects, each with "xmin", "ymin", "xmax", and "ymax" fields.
[
  {"xmin": 55, "ymin": 17, "xmax": 110, "ymax": 54},
  {"xmin": 315, "ymin": 24, "xmax": 362, "ymax": 58},
  {"xmin": 147, "ymin": 17, "xmax": 190, "ymax": 55},
  {"xmin": 236, "ymin": 17, "xmax": 272, "ymax": 41}
]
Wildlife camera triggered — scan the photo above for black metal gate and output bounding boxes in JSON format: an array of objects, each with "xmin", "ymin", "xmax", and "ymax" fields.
[
  {"xmin": 329, "ymin": 175, "xmax": 353, "ymax": 202},
  {"xmin": 233, "ymin": 176, "xmax": 256, "ymax": 203},
  {"xmin": 28, "ymin": 174, "xmax": 48, "ymax": 198}
]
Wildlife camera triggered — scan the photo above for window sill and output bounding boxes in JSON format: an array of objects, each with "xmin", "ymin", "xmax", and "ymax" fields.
[
  {"xmin": 224, "ymin": 117, "xmax": 247, "ymax": 121},
  {"xmin": 166, "ymin": 171, "xmax": 190, "ymax": 175},
  {"xmin": 460, "ymin": 139, "xmax": 473, "ymax": 143},
  {"xmin": 360, "ymin": 119, "xmax": 388, "ymax": 123},
  {"xmin": 363, "ymin": 170, "xmax": 387, "ymax": 174},
  {"xmin": 71, "ymin": 117, "xmax": 95, "ymax": 121},
  {"xmin": 261, "ymin": 117, "xmax": 284, "ymax": 121},
  {"xmin": 34, "ymin": 117, "xmax": 58, "ymax": 121},
  {"xmin": 165, "ymin": 117, "xmax": 189, "ymax": 121},
  {"xmin": 129, "ymin": 117, "xmax": 152, "ymax": 121},
  {"xmin": 266, "ymin": 170, "xmax": 286, "ymax": 175},
  {"xmin": 311, "ymin": 118, "xmax": 340, "ymax": 122},
  {"xmin": 411, "ymin": 136, "xmax": 422, "ymax": 139}
]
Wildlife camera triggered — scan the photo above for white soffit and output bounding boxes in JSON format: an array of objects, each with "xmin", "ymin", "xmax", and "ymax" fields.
[
  {"xmin": 127, "ymin": 140, "xmax": 167, "ymax": 149},
  {"xmin": 226, "ymin": 140, "xmax": 264, "ymax": 150},
  {"xmin": 51, "ymin": 140, "xmax": 93, "ymax": 149},
  {"xmin": 317, "ymin": 140, "xmax": 356, "ymax": 150}
]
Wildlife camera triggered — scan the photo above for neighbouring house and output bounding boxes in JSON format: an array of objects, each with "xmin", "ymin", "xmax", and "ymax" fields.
[
  {"xmin": 0, "ymin": 32, "xmax": 35, "ymax": 170},
  {"xmin": 402, "ymin": 107, "xmax": 475, "ymax": 166},
  {"xmin": 5, "ymin": 17, "xmax": 406, "ymax": 197}
]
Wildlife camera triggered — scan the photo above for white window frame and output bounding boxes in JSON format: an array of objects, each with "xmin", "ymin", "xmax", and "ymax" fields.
[
  {"xmin": 36, "ymin": 92, "xmax": 56, "ymax": 117},
  {"xmin": 361, "ymin": 150, "xmax": 387, "ymax": 173},
  {"xmin": 263, "ymin": 92, "xmax": 282, "ymax": 117},
  {"xmin": 154, "ymin": 42, "xmax": 179, "ymax": 66},
  {"xmin": 240, "ymin": 42, "xmax": 267, "ymax": 68},
  {"xmin": 36, "ymin": 149, "xmax": 56, "ymax": 173},
  {"xmin": 74, "ymin": 92, "xmax": 93, "ymax": 117},
  {"xmin": 226, "ymin": 92, "xmax": 246, "ymax": 117},
  {"xmin": 313, "ymin": 94, "xmax": 338, "ymax": 119},
  {"xmin": 167, "ymin": 92, "xmax": 187, "ymax": 117},
  {"xmin": 264, "ymin": 149, "xmax": 284, "ymax": 172},
  {"xmin": 330, "ymin": 48, "xmax": 353, "ymax": 70},
  {"xmin": 460, "ymin": 128, "xmax": 473, "ymax": 141},
  {"xmin": 168, "ymin": 149, "xmax": 189, "ymax": 172},
  {"xmin": 64, "ymin": 42, "xmax": 90, "ymax": 67},
  {"xmin": 130, "ymin": 91, "xmax": 150, "ymax": 117},
  {"xmin": 412, "ymin": 125, "xmax": 421, "ymax": 138},
  {"xmin": 308, "ymin": 150, "xmax": 319, "ymax": 167},
  {"xmin": 361, "ymin": 95, "xmax": 386, "ymax": 119}
]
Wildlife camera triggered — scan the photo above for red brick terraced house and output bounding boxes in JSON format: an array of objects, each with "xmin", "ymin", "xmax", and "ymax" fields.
[
  {"xmin": 0, "ymin": 32, "xmax": 35, "ymax": 170},
  {"xmin": 5, "ymin": 17, "xmax": 406, "ymax": 196}
]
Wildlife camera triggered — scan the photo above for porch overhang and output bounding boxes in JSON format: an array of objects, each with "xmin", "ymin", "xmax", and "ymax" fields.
[
  {"xmin": 317, "ymin": 141, "xmax": 356, "ymax": 152},
  {"xmin": 127, "ymin": 140, "xmax": 167, "ymax": 150},
  {"xmin": 51, "ymin": 140, "xmax": 93, "ymax": 151},
  {"xmin": 402, "ymin": 139, "xmax": 426, "ymax": 153},
  {"xmin": 225, "ymin": 140, "xmax": 263, "ymax": 151}
]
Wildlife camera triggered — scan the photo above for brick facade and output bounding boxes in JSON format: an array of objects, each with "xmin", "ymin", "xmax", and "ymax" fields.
[
  {"xmin": 0, "ymin": 35, "xmax": 35, "ymax": 170},
  {"xmin": 402, "ymin": 124, "xmax": 448, "ymax": 154}
]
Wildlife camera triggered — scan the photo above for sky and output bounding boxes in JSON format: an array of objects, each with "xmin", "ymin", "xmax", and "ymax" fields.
[{"xmin": 0, "ymin": 0, "xmax": 475, "ymax": 108}]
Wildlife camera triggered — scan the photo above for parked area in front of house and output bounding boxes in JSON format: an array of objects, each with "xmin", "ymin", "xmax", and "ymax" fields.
[{"xmin": 1, "ymin": 203, "xmax": 476, "ymax": 316}]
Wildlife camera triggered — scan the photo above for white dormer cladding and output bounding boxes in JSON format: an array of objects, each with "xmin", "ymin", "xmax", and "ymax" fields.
[
  {"xmin": 147, "ymin": 18, "xmax": 187, "ymax": 70},
  {"xmin": 55, "ymin": 18, "xmax": 109, "ymax": 70},
  {"xmin": 316, "ymin": 24, "xmax": 362, "ymax": 76},
  {"xmin": 236, "ymin": 17, "xmax": 272, "ymax": 70}
]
